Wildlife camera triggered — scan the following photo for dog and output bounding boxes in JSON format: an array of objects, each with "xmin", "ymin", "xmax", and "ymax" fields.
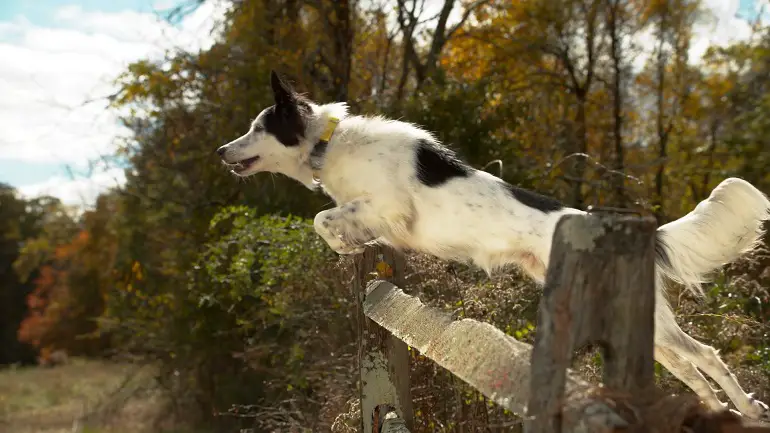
[{"xmin": 217, "ymin": 71, "xmax": 770, "ymax": 419}]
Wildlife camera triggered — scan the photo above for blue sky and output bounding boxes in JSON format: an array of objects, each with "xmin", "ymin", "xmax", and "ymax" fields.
[
  {"xmin": 0, "ymin": 0, "xmax": 160, "ymax": 189},
  {"xmin": 0, "ymin": 0, "xmax": 161, "ymax": 23},
  {"xmin": 739, "ymin": 0, "xmax": 761, "ymax": 19},
  {"xmin": 0, "ymin": 0, "xmax": 223, "ymax": 206},
  {"xmin": 0, "ymin": 0, "xmax": 765, "ymax": 207}
]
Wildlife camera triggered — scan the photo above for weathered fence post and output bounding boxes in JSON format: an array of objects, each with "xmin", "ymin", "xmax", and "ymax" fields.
[
  {"xmin": 355, "ymin": 246, "xmax": 413, "ymax": 433},
  {"xmin": 526, "ymin": 213, "xmax": 657, "ymax": 433}
]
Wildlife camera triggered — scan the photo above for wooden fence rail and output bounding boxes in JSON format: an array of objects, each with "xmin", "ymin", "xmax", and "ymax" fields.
[{"xmin": 353, "ymin": 213, "xmax": 770, "ymax": 433}]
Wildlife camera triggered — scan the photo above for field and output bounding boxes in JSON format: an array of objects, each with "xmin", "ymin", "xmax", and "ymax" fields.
[{"xmin": 0, "ymin": 359, "xmax": 171, "ymax": 433}]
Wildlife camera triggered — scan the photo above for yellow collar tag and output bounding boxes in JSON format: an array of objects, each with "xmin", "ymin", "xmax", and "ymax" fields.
[
  {"xmin": 319, "ymin": 116, "xmax": 340, "ymax": 143},
  {"xmin": 312, "ymin": 116, "xmax": 340, "ymax": 184}
]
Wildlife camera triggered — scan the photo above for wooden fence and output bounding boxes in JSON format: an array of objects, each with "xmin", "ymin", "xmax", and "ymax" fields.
[{"xmin": 351, "ymin": 213, "xmax": 770, "ymax": 433}]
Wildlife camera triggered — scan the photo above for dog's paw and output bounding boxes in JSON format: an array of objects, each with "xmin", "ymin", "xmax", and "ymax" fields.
[
  {"xmin": 705, "ymin": 399, "xmax": 729, "ymax": 413},
  {"xmin": 336, "ymin": 245, "xmax": 365, "ymax": 255},
  {"xmin": 325, "ymin": 236, "xmax": 365, "ymax": 255},
  {"xmin": 747, "ymin": 396, "xmax": 770, "ymax": 421},
  {"xmin": 735, "ymin": 394, "xmax": 770, "ymax": 421}
]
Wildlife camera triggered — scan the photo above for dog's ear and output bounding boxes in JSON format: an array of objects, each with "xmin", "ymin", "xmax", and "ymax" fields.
[{"xmin": 271, "ymin": 70, "xmax": 294, "ymax": 106}]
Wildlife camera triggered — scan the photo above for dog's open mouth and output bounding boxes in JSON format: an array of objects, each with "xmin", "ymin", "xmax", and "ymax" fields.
[{"xmin": 229, "ymin": 156, "xmax": 260, "ymax": 173}]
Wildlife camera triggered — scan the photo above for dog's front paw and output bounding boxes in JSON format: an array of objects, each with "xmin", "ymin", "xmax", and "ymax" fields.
[
  {"xmin": 335, "ymin": 244, "xmax": 365, "ymax": 255},
  {"xmin": 323, "ymin": 236, "xmax": 365, "ymax": 255},
  {"xmin": 705, "ymin": 399, "xmax": 729, "ymax": 413},
  {"xmin": 735, "ymin": 394, "xmax": 770, "ymax": 420},
  {"xmin": 746, "ymin": 396, "xmax": 770, "ymax": 420}
]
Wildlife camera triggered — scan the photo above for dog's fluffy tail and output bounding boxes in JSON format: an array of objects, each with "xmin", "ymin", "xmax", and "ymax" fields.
[{"xmin": 656, "ymin": 177, "xmax": 770, "ymax": 297}]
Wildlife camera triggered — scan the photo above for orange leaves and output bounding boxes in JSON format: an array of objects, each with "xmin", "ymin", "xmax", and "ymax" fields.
[
  {"xmin": 15, "ymin": 194, "xmax": 117, "ymax": 357},
  {"xmin": 441, "ymin": 28, "xmax": 493, "ymax": 83},
  {"xmin": 18, "ymin": 264, "xmax": 66, "ymax": 349},
  {"xmin": 53, "ymin": 230, "xmax": 88, "ymax": 261}
]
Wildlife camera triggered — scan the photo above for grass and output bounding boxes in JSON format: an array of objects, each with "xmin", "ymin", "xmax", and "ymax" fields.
[{"xmin": 0, "ymin": 358, "xmax": 168, "ymax": 433}]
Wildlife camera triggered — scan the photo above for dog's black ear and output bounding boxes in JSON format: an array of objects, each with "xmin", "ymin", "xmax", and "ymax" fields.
[{"xmin": 270, "ymin": 70, "xmax": 294, "ymax": 106}]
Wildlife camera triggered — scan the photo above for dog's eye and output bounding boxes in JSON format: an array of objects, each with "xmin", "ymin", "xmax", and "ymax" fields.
[{"xmin": 252, "ymin": 125, "xmax": 265, "ymax": 133}]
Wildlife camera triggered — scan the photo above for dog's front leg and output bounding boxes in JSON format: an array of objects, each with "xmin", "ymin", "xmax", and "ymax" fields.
[{"xmin": 313, "ymin": 199, "xmax": 380, "ymax": 255}]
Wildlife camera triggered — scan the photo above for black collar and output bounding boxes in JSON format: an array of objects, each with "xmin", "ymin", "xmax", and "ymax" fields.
[{"xmin": 309, "ymin": 116, "xmax": 340, "ymax": 183}]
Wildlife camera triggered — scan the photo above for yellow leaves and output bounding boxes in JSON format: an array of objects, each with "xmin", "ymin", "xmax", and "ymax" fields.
[
  {"xmin": 442, "ymin": 29, "xmax": 494, "ymax": 82},
  {"xmin": 132, "ymin": 261, "xmax": 144, "ymax": 281}
]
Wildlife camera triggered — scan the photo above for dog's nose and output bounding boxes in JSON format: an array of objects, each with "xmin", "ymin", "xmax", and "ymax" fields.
[{"xmin": 216, "ymin": 146, "xmax": 227, "ymax": 157}]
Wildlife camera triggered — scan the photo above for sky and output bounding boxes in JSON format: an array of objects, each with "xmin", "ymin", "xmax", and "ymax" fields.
[
  {"xmin": 0, "ymin": 0, "xmax": 225, "ymax": 207},
  {"xmin": 0, "ymin": 0, "xmax": 766, "ymax": 208}
]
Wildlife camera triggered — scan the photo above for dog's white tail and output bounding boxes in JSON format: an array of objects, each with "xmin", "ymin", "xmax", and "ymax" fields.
[{"xmin": 656, "ymin": 177, "xmax": 770, "ymax": 297}]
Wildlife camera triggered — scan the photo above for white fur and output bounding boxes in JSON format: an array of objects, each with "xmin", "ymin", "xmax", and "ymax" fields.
[{"xmin": 218, "ymin": 98, "xmax": 770, "ymax": 419}]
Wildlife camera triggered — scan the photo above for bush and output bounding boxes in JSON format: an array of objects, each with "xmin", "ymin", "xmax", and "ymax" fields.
[{"xmin": 105, "ymin": 206, "xmax": 360, "ymax": 430}]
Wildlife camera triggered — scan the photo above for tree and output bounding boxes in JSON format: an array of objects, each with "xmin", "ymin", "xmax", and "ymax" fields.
[
  {"xmin": 0, "ymin": 186, "xmax": 72, "ymax": 364},
  {"xmin": 639, "ymin": 0, "xmax": 701, "ymax": 222},
  {"xmin": 394, "ymin": 0, "xmax": 491, "ymax": 99},
  {"xmin": 604, "ymin": 0, "xmax": 642, "ymax": 207},
  {"xmin": 15, "ymin": 194, "xmax": 116, "ymax": 358}
]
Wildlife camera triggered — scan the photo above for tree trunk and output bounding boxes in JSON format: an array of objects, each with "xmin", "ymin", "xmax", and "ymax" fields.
[
  {"xmin": 608, "ymin": 0, "xmax": 626, "ymax": 207},
  {"xmin": 654, "ymin": 11, "xmax": 669, "ymax": 224},
  {"xmin": 330, "ymin": 0, "xmax": 353, "ymax": 101},
  {"xmin": 570, "ymin": 95, "xmax": 588, "ymax": 209}
]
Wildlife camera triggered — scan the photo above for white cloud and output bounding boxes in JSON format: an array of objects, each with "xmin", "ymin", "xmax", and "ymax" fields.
[
  {"xmin": 0, "ymin": 0, "xmax": 227, "ymax": 206},
  {"xmin": 626, "ymin": 0, "xmax": 758, "ymax": 73},
  {"xmin": 18, "ymin": 167, "xmax": 127, "ymax": 208},
  {"xmin": 152, "ymin": 0, "xmax": 181, "ymax": 11},
  {"xmin": 690, "ymin": 0, "xmax": 753, "ymax": 62}
]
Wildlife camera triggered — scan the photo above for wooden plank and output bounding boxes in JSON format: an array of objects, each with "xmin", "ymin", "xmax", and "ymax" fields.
[
  {"xmin": 356, "ymin": 246, "xmax": 413, "ymax": 433},
  {"xmin": 526, "ymin": 214, "xmax": 657, "ymax": 433},
  {"xmin": 363, "ymin": 279, "xmax": 627, "ymax": 431}
]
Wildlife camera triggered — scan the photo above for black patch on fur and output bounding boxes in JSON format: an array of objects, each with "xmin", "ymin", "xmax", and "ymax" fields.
[
  {"xmin": 655, "ymin": 232, "xmax": 672, "ymax": 270},
  {"xmin": 415, "ymin": 139, "xmax": 471, "ymax": 187},
  {"xmin": 504, "ymin": 184, "xmax": 564, "ymax": 213},
  {"xmin": 265, "ymin": 71, "xmax": 311, "ymax": 147},
  {"xmin": 262, "ymin": 101, "xmax": 311, "ymax": 147}
]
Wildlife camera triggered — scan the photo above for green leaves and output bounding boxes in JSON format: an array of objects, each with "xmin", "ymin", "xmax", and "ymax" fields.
[{"xmin": 192, "ymin": 206, "xmax": 334, "ymax": 311}]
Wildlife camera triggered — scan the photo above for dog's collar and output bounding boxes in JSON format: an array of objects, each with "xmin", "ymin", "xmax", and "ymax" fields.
[{"xmin": 309, "ymin": 116, "xmax": 340, "ymax": 184}]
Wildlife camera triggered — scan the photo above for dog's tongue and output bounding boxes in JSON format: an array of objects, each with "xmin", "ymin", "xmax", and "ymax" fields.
[{"xmin": 234, "ymin": 156, "xmax": 259, "ymax": 173}]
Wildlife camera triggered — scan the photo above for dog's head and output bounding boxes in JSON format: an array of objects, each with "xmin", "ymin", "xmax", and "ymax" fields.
[{"xmin": 216, "ymin": 71, "xmax": 312, "ymax": 177}]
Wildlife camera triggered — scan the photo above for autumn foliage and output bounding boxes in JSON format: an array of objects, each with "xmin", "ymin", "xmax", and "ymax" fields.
[
  {"xmin": 1, "ymin": 0, "xmax": 770, "ymax": 431},
  {"xmin": 15, "ymin": 196, "xmax": 116, "ymax": 360}
]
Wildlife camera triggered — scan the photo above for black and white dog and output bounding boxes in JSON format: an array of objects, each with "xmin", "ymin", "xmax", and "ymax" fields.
[{"xmin": 217, "ymin": 71, "xmax": 770, "ymax": 419}]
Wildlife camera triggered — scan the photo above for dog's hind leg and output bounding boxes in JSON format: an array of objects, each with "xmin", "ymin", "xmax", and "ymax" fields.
[
  {"xmin": 656, "ymin": 316, "xmax": 769, "ymax": 419},
  {"xmin": 654, "ymin": 345, "xmax": 726, "ymax": 411},
  {"xmin": 313, "ymin": 197, "xmax": 413, "ymax": 255}
]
